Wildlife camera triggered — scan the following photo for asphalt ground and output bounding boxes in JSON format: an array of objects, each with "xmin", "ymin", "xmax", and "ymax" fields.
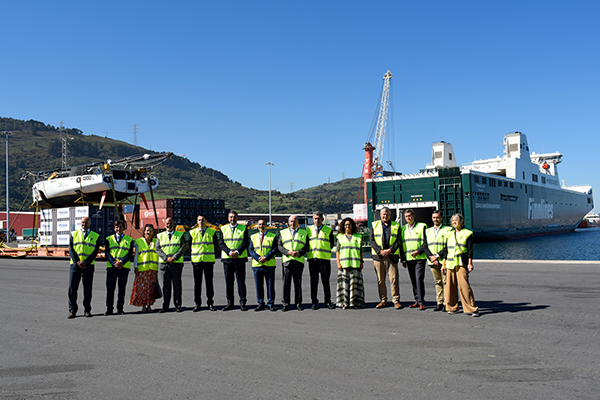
[{"xmin": 0, "ymin": 257, "xmax": 598, "ymax": 400}]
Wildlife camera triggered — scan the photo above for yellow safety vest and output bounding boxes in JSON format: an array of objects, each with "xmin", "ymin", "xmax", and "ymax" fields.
[
  {"xmin": 190, "ymin": 227, "xmax": 217, "ymax": 263},
  {"xmin": 157, "ymin": 230, "xmax": 184, "ymax": 264},
  {"xmin": 71, "ymin": 230, "xmax": 99, "ymax": 265},
  {"xmin": 401, "ymin": 222, "xmax": 427, "ymax": 260},
  {"xmin": 106, "ymin": 234, "xmax": 133, "ymax": 269},
  {"xmin": 371, "ymin": 220, "xmax": 400, "ymax": 255},
  {"xmin": 445, "ymin": 229, "xmax": 473, "ymax": 270},
  {"xmin": 250, "ymin": 231, "xmax": 277, "ymax": 267},
  {"xmin": 280, "ymin": 228, "xmax": 308, "ymax": 264},
  {"xmin": 306, "ymin": 224, "xmax": 333, "ymax": 260},
  {"xmin": 337, "ymin": 233, "xmax": 362, "ymax": 269},
  {"xmin": 425, "ymin": 226, "xmax": 452, "ymax": 265},
  {"xmin": 220, "ymin": 224, "xmax": 248, "ymax": 259},
  {"xmin": 135, "ymin": 237, "xmax": 159, "ymax": 271}
]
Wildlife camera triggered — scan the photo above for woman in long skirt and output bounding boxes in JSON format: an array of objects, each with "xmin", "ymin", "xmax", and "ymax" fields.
[
  {"xmin": 336, "ymin": 217, "xmax": 365, "ymax": 309},
  {"xmin": 130, "ymin": 224, "xmax": 159, "ymax": 313}
]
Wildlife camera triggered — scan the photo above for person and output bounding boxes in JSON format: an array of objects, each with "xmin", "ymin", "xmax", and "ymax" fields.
[
  {"xmin": 442, "ymin": 213, "xmax": 480, "ymax": 317},
  {"xmin": 218, "ymin": 211, "xmax": 249, "ymax": 311},
  {"xmin": 278, "ymin": 215, "xmax": 309, "ymax": 311},
  {"xmin": 104, "ymin": 220, "xmax": 134, "ymax": 315},
  {"xmin": 189, "ymin": 215, "xmax": 219, "ymax": 312},
  {"xmin": 68, "ymin": 216, "xmax": 100, "ymax": 318},
  {"xmin": 419, "ymin": 210, "xmax": 452, "ymax": 312},
  {"xmin": 370, "ymin": 207, "xmax": 402, "ymax": 310},
  {"xmin": 306, "ymin": 211, "xmax": 335, "ymax": 310},
  {"xmin": 248, "ymin": 219, "xmax": 278, "ymax": 311},
  {"xmin": 401, "ymin": 209, "xmax": 429, "ymax": 310},
  {"xmin": 335, "ymin": 217, "xmax": 364, "ymax": 309},
  {"xmin": 156, "ymin": 217, "xmax": 186, "ymax": 312},
  {"xmin": 130, "ymin": 224, "xmax": 159, "ymax": 313}
]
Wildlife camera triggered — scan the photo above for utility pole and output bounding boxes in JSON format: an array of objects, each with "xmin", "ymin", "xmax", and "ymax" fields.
[
  {"xmin": 266, "ymin": 162, "xmax": 274, "ymax": 225},
  {"xmin": 59, "ymin": 121, "xmax": 70, "ymax": 169},
  {"xmin": 132, "ymin": 123, "xmax": 138, "ymax": 147},
  {"xmin": 2, "ymin": 131, "xmax": 13, "ymax": 239}
]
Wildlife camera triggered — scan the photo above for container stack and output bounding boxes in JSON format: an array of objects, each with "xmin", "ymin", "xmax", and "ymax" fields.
[
  {"xmin": 139, "ymin": 198, "xmax": 228, "ymax": 228},
  {"xmin": 37, "ymin": 206, "xmax": 118, "ymax": 246}
]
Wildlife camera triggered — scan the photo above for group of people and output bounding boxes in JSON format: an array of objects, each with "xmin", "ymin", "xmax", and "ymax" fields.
[{"xmin": 67, "ymin": 208, "xmax": 478, "ymax": 318}]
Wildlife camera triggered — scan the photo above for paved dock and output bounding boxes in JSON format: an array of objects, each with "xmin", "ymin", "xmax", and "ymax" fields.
[{"xmin": 0, "ymin": 258, "xmax": 598, "ymax": 399}]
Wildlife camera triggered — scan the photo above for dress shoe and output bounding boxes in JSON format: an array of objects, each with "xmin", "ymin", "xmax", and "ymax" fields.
[
  {"xmin": 409, "ymin": 302, "xmax": 419, "ymax": 308},
  {"xmin": 394, "ymin": 302, "xmax": 403, "ymax": 310},
  {"xmin": 269, "ymin": 305, "xmax": 277, "ymax": 312},
  {"xmin": 240, "ymin": 304, "xmax": 248, "ymax": 311},
  {"xmin": 447, "ymin": 311, "xmax": 456, "ymax": 315},
  {"xmin": 419, "ymin": 304, "xmax": 426, "ymax": 311},
  {"xmin": 208, "ymin": 305, "xmax": 217, "ymax": 311},
  {"xmin": 193, "ymin": 305, "xmax": 202, "ymax": 312},
  {"xmin": 471, "ymin": 312, "xmax": 480, "ymax": 317},
  {"xmin": 84, "ymin": 312, "xmax": 92, "ymax": 318},
  {"xmin": 311, "ymin": 304, "xmax": 318, "ymax": 310},
  {"xmin": 104, "ymin": 309, "xmax": 113, "ymax": 316},
  {"xmin": 159, "ymin": 308, "xmax": 168, "ymax": 313},
  {"xmin": 255, "ymin": 304, "xmax": 265, "ymax": 312},
  {"xmin": 282, "ymin": 305, "xmax": 289, "ymax": 312},
  {"xmin": 117, "ymin": 310, "xmax": 125, "ymax": 315},
  {"xmin": 222, "ymin": 304, "xmax": 234, "ymax": 311},
  {"xmin": 67, "ymin": 312, "xmax": 76, "ymax": 319},
  {"xmin": 433, "ymin": 304, "xmax": 444, "ymax": 312},
  {"xmin": 296, "ymin": 304, "xmax": 303, "ymax": 311},
  {"xmin": 176, "ymin": 307, "xmax": 183, "ymax": 313},
  {"xmin": 376, "ymin": 301, "xmax": 387, "ymax": 309},
  {"xmin": 327, "ymin": 303, "xmax": 335, "ymax": 309}
]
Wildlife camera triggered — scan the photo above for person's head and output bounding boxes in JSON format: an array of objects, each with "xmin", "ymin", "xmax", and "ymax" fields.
[
  {"xmin": 380, "ymin": 207, "xmax": 391, "ymax": 223},
  {"xmin": 144, "ymin": 224, "xmax": 155, "ymax": 240},
  {"xmin": 404, "ymin": 209, "xmax": 415, "ymax": 225},
  {"xmin": 431, "ymin": 210, "xmax": 442, "ymax": 227},
  {"xmin": 165, "ymin": 217, "xmax": 174, "ymax": 231},
  {"xmin": 313, "ymin": 211, "xmax": 324, "ymax": 227},
  {"xmin": 81, "ymin": 217, "xmax": 91, "ymax": 231},
  {"xmin": 288, "ymin": 215, "xmax": 299, "ymax": 229},
  {"xmin": 197, "ymin": 215, "xmax": 207, "ymax": 229},
  {"xmin": 114, "ymin": 220, "xmax": 125, "ymax": 235},
  {"xmin": 451, "ymin": 213, "xmax": 465, "ymax": 230},
  {"xmin": 339, "ymin": 217, "xmax": 357, "ymax": 235},
  {"xmin": 257, "ymin": 219, "xmax": 267, "ymax": 233},
  {"xmin": 228, "ymin": 211, "xmax": 238, "ymax": 225}
]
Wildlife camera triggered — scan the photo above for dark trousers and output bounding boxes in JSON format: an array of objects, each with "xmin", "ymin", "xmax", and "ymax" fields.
[
  {"xmin": 68, "ymin": 263, "xmax": 95, "ymax": 314},
  {"xmin": 253, "ymin": 266, "xmax": 276, "ymax": 306},
  {"xmin": 106, "ymin": 267, "xmax": 130, "ymax": 312},
  {"xmin": 308, "ymin": 258, "xmax": 332, "ymax": 305},
  {"xmin": 159, "ymin": 263, "xmax": 184, "ymax": 310},
  {"xmin": 282, "ymin": 261, "xmax": 304, "ymax": 306},
  {"xmin": 406, "ymin": 259, "xmax": 427, "ymax": 305},
  {"xmin": 192, "ymin": 262, "xmax": 215, "ymax": 306},
  {"xmin": 223, "ymin": 259, "xmax": 247, "ymax": 306}
]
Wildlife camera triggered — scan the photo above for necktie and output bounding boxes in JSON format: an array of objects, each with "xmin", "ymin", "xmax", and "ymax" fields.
[
  {"xmin": 168, "ymin": 232, "xmax": 172, "ymax": 240},
  {"xmin": 260, "ymin": 233, "xmax": 264, "ymax": 246}
]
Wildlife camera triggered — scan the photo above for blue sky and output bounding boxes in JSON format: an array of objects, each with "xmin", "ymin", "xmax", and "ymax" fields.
[{"xmin": 1, "ymin": 1, "xmax": 598, "ymax": 208}]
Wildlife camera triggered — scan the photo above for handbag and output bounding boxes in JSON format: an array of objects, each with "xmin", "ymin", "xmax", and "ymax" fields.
[{"xmin": 152, "ymin": 281, "xmax": 163, "ymax": 299}]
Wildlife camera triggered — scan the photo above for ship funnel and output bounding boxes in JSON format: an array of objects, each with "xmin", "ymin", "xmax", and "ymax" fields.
[{"xmin": 431, "ymin": 141, "xmax": 457, "ymax": 168}]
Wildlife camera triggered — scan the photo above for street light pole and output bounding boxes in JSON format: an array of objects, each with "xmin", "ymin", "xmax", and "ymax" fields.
[
  {"xmin": 266, "ymin": 162, "xmax": 274, "ymax": 225},
  {"xmin": 2, "ymin": 131, "xmax": 11, "ymax": 239}
]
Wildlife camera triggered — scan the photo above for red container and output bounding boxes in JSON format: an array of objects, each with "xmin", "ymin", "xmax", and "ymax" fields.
[
  {"xmin": 139, "ymin": 207, "xmax": 173, "ymax": 220},
  {"xmin": 139, "ymin": 199, "xmax": 173, "ymax": 210}
]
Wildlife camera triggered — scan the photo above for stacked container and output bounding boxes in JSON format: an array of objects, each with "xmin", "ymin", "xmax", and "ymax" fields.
[{"xmin": 139, "ymin": 198, "xmax": 228, "ymax": 228}]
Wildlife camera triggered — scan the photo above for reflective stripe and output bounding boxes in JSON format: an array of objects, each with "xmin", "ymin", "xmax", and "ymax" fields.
[
  {"xmin": 250, "ymin": 232, "xmax": 277, "ymax": 267},
  {"xmin": 135, "ymin": 237, "xmax": 158, "ymax": 271},
  {"xmin": 337, "ymin": 233, "xmax": 362, "ymax": 269},
  {"xmin": 106, "ymin": 235, "xmax": 133, "ymax": 269},
  {"xmin": 71, "ymin": 230, "xmax": 99, "ymax": 265},
  {"xmin": 371, "ymin": 221, "xmax": 400, "ymax": 256},
  {"xmin": 220, "ymin": 225, "xmax": 248, "ymax": 259},
  {"xmin": 157, "ymin": 231, "xmax": 184, "ymax": 264},
  {"xmin": 280, "ymin": 228, "xmax": 308, "ymax": 263},
  {"xmin": 401, "ymin": 223, "xmax": 427, "ymax": 260},
  {"xmin": 307, "ymin": 225, "xmax": 333, "ymax": 260},
  {"xmin": 445, "ymin": 229, "xmax": 473, "ymax": 270}
]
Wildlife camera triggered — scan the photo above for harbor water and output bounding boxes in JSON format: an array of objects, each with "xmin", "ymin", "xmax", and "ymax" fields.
[{"xmin": 474, "ymin": 227, "xmax": 600, "ymax": 261}]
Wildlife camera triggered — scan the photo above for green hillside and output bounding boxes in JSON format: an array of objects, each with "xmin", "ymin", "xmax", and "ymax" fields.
[{"xmin": 0, "ymin": 117, "xmax": 360, "ymax": 214}]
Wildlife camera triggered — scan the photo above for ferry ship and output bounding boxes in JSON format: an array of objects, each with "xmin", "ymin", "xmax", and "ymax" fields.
[{"xmin": 365, "ymin": 132, "xmax": 594, "ymax": 241}]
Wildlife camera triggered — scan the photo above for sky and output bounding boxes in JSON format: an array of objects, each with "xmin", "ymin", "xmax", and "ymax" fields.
[{"xmin": 1, "ymin": 1, "xmax": 598, "ymax": 209}]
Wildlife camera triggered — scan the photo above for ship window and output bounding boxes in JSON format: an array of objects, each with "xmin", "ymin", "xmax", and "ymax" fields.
[
  {"xmin": 523, "ymin": 172, "xmax": 525, "ymax": 180},
  {"xmin": 449, "ymin": 153, "xmax": 453, "ymax": 160},
  {"xmin": 504, "ymin": 181, "xmax": 508, "ymax": 187},
  {"xmin": 474, "ymin": 176, "xmax": 479, "ymax": 183},
  {"xmin": 482, "ymin": 177, "xmax": 487, "ymax": 184},
  {"xmin": 489, "ymin": 178, "xmax": 496, "ymax": 187},
  {"xmin": 532, "ymin": 174, "xmax": 538, "ymax": 182},
  {"xmin": 510, "ymin": 182, "xmax": 514, "ymax": 188},
  {"xmin": 542, "ymin": 177, "xmax": 546, "ymax": 184},
  {"xmin": 510, "ymin": 144, "xmax": 519, "ymax": 152},
  {"xmin": 525, "ymin": 185, "xmax": 528, "ymax": 193},
  {"xmin": 434, "ymin": 151, "xmax": 442, "ymax": 159}
]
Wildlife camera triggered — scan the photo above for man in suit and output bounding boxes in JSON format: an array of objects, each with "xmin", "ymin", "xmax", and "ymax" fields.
[
  {"xmin": 189, "ymin": 215, "xmax": 219, "ymax": 312},
  {"xmin": 370, "ymin": 207, "xmax": 402, "ymax": 310},
  {"xmin": 218, "ymin": 211, "xmax": 249, "ymax": 311},
  {"xmin": 401, "ymin": 209, "xmax": 429, "ymax": 310},
  {"xmin": 248, "ymin": 219, "xmax": 278, "ymax": 311},
  {"xmin": 278, "ymin": 215, "xmax": 309, "ymax": 311},
  {"xmin": 68, "ymin": 216, "xmax": 100, "ymax": 319},
  {"xmin": 306, "ymin": 211, "xmax": 335, "ymax": 310},
  {"xmin": 104, "ymin": 220, "xmax": 134, "ymax": 315},
  {"xmin": 156, "ymin": 217, "xmax": 186, "ymax": 312}
]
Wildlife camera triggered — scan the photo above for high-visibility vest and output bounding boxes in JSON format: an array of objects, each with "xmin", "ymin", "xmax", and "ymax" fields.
[
  {"xmin": 157, "ymin": 230, "xmax": 184, "ymax": 264},
  {"xmin": 106, "ymin": 234, "xmax": 133, "ymax": 269},
  {"xmin": 371, "ymin": 220, "xmax": 400, "ymax": 255},
  {"xmin": 250, "ymin": 231, "xmax": 277, "ymax": 267},
  {"xmin": 425, "ymin": 226, "xmax": 452, "ymax": 265},
  {"xmin": 401, "ymin": 222, "xmax": 427, "ymax": 260},
  {"xmin": 306, "ymin": 224, "xmax": 333, "ymax": 260},
  {"xmin": 280, "ymin": 228, "xmax": 308, "ymax": 263},
  {"xmin": 220, "ymin": 224, "xmax": 248, "ymax": 259},
  {"xmin": 337, "ymin": 233, "xmax": 362, "ymax": 269},
  {"xmin": 190, "ymin": 227, "xmax": 217, "ymax": 263},
  {"xmin": 71, "ymin": 230, "xmax": 99, "ymax": 265},
  {"xmin": 135, "ymin": 237, "xmax": 158, "ymax": 271},
  {"xmin": 445, "ymin": 229, "xmax": 473, "ymax": 270}
]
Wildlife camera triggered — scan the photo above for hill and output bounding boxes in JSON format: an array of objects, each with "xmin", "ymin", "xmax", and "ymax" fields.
[{"xmin": 0, "ymin": 117, "xmax": 360, "ymax": 214}]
